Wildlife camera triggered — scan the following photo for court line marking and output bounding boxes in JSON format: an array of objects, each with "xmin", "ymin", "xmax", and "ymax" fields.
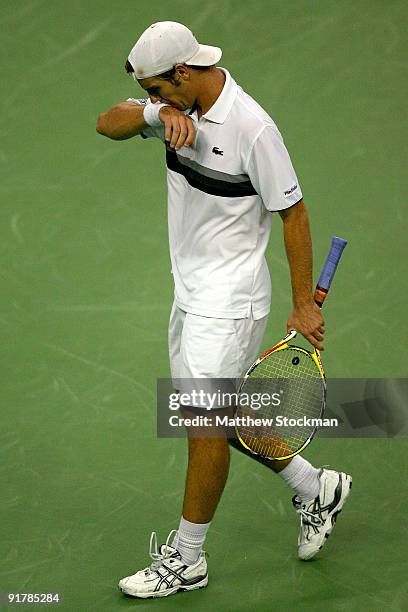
[
  {"xmin": 43, "ymin": 343, "xmax": 155, "ymax": 402},
  {"xmin": 47, "ymin": 304, "xmax": 168, "ymax": 312},
  {"xmin": 0, "ymin": 557, "xmax": 60, "ymax": 578},
  {"xmin": 10, "ymin": 213, "xmax": 25, "ymax": 244},
  {"xmin": 46, "ymin": 19, "xmax": 112, "ymax": 66}
]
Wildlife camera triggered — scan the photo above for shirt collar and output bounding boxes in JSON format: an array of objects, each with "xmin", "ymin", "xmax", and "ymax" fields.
[{"xmin": 201, "ymin": 68, "xmax": 237, "ymax": 124}]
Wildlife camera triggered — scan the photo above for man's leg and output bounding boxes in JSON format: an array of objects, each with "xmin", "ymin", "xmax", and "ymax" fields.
[
  {"xmin": 227, "ymin": 438, "xmax": 320, "ymax": 501},
  {"xmin": 228, "ymin": 436, "xmax": 291, "ymax": 472},
  {"xmin": 183, "ymin": 436, "xmax": 230, "ymax": 523},
  {"xmin": 228, "ymin": 437, "xmax": 352, "ymax": 560},
  {"xmin": 172, "ymin": 408, "xmax": 232, "ymax": 565}
]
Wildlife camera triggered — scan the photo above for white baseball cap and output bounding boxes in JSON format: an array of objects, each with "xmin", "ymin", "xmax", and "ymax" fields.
[{"xmin": 127, "ymin": 21, "xmax": 222, "ymax": 79}]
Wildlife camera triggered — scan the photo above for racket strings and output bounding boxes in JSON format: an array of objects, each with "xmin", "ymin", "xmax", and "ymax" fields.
[{"xmin": 236, "ymin": 348, "xmax": 325, "ymax": 459}]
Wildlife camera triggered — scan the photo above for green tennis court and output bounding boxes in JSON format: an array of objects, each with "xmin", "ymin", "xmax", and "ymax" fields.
[{"xmin": 1, "ymin": 0, "xmax": 407, "ymax": 610}]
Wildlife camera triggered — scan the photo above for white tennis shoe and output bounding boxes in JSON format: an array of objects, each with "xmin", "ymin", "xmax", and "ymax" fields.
[
  {"xmin": 118, "ymin": 530, "xmax": 208, "ymax": 599},
  {"xmin": 292, "ymin": 468, "xmax": 352, "ymax": 560}
]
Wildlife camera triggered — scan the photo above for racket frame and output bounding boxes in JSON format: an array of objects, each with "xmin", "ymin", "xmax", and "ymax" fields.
[
  {"xmin": 236, "ymin": 331, "xmax": 326, "ymax": 460},
  {"xmin": 234, "ymin": 235, "xmax": 347, "ymax": 461}
]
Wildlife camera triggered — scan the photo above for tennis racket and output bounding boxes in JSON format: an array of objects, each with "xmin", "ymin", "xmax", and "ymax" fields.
[{"xmin": 235, "ymin": 236, "xmax": 347, "ymax": 460}]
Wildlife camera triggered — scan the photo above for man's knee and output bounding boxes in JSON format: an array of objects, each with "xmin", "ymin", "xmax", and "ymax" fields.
[{"xmin": 179, "ymin": 405, "xmax": 235, "ymax": 439}]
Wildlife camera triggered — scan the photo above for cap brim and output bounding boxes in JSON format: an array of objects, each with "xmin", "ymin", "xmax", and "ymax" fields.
[{"xmin": 185, "ymin": 44, "xmax": 222, "ymax": 67}]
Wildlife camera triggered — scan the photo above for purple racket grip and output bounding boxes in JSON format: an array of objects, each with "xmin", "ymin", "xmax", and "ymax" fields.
[{"xmin": 317, "ymin": 236, "xmax": 347, "ymax": 291}]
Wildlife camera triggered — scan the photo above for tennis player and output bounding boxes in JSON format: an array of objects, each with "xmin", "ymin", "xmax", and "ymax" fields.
[{"xmin": 96, "ymin": 21, "xmax": 352, "ymax": 599}]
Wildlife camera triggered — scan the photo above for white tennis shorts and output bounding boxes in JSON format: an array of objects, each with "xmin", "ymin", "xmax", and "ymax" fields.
[{"xmin": 168, "ymin": 302, "xmax": 268, "ymax": 408}]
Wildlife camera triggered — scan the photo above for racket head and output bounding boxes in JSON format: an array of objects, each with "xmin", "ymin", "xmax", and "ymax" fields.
[
  {"xmin": 235, "ymin": 339, "xmax": 326, "ymax": 460},
  {"xmin": 235, "ymin": 235, "xmax": 346, "ymax": 460}
]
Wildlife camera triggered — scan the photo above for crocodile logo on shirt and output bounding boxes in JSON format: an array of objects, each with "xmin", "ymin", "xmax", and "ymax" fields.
[{"xmin": 212, "ymin": 147, "xmax": 224, "ymax": 156}]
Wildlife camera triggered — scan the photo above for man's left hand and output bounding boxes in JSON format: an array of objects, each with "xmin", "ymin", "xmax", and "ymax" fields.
[{"xmin": 287, "ymin": 302, "xmax": 325, "ymax": 350}]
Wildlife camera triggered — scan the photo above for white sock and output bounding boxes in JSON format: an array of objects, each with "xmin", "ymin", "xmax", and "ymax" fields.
[
  {"xmin": 278, "ymin": 455, "xmax": 320, "ymax": 503},
  {"xmin": 173, "ymin": 516, "xmax": 210, "ymax": 565}
]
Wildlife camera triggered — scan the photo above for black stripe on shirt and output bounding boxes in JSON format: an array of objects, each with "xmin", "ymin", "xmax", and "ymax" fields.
[{"xmin": 165, "ymin": 147, "xmax": 257, "ymax": 198}]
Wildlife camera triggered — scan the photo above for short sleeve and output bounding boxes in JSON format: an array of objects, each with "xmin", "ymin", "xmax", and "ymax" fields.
[
  {"xmin": 247, "ymin": 125, "xmax": 303, "ymax": 211},
  {"xmin": 126, "ymin": 98, "xmax": 166, "ymax": 142}
]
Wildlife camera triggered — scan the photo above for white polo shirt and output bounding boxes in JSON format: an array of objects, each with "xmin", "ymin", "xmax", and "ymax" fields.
[{"xmin": 128, "ymin": 68, "xmax": 302, "ymax": 319}]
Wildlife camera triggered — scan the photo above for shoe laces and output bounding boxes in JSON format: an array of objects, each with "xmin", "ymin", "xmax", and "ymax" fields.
[
  {"xmin": 297, "ymin": 505, "xmax": 324, "ymax": 527},
  {"xmin": 148, "ymin": 530, "xmax": 179, "ymax": 572}
]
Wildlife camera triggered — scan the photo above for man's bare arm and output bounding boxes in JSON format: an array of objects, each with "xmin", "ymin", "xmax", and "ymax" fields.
[
  {"xmin": 279, "ymin": 199, "xmax": 325, "ymax": 350},
  {"xmin": 96, "ymin": 103, "xmax": 196, "ymax": 148},
  {"xmin": 96, "ymin": 102, "xmax": 148, "ymax": 140}
]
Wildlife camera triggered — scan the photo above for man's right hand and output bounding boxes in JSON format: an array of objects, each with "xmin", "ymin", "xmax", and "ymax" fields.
[{"xmin": 159, "ymin": 107, "xmax": 196, "ymax": 150}]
